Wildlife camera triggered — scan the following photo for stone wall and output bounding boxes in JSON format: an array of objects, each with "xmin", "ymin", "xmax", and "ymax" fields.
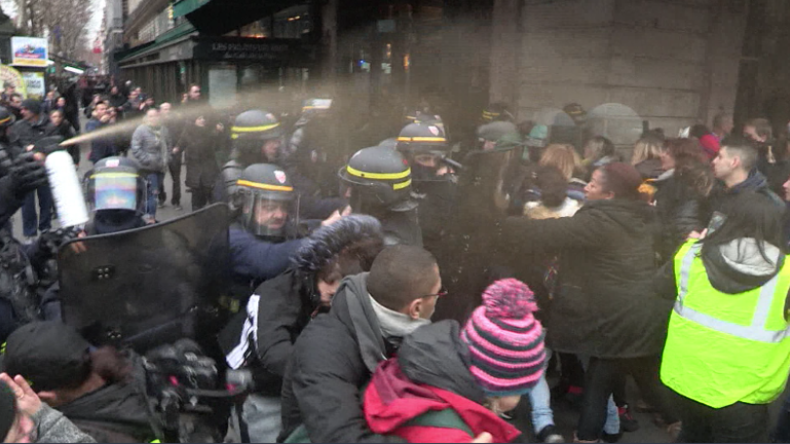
[{"xmin": 491, "ymin": 0, "xmax": 746, "ymax": 145}]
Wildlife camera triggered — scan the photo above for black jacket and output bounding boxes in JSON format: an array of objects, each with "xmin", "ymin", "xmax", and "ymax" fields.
[
  {"xmin": 183, "ymin": 124, "xmax": 219, "ymax": 189},
  {"xmin": 278, "ymin": 273, "xmax": 402, "ymax": 443},
  {"xmin": 709, "ymin": 169, "xmax": 785, "ymax": 214},
  {"xmin": 502, "ymin": 199, "xmax": 672, "ymax": 358},
  {"xmin": 10, "ymin": 114, "xmax": 48, "ymax": 149},
  {"xmin": 653, "ymin": 171, "xmax": 711, "ymax": 263},
  {"xmin": 635, "ymin": 158, "xmax": 663, "ymax": 180},
  {"xmin": 57, "ymin": 354, "xmax": 156, "ymax": 443}
]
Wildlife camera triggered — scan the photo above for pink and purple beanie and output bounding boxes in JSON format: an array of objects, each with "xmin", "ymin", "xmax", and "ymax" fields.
[{"xmin": 461, "ymin": 278, "xmax": 546, "ymax": 397}]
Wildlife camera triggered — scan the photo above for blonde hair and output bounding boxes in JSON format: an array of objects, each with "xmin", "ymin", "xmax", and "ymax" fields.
[
  {"xmin": 631, "ymin": 136, "xmax": 663, "ymax": 165},
  {"xmin": 539, "ymin": 144, "xmax": 582, "ymax": 181}
]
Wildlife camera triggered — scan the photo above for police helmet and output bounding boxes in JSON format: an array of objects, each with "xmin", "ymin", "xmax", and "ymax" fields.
[
  {"xmin": 236, "ymin": 163, "xmax": 295, "ymax": 238},
  {"xmin": 396, "ymin": 122, "xmax": 449, "ymax": 155},
  {"xmin": 85, "ymin": 156, "xmax": 146, "ymax": 214},
  {"xmin": 0, "ymin": 106, "xmax": 15, "ymax": 131},
  {"xmin": 477, "ymin": 121, "xmax": 522, "ymax": 151},
  {"xmin": 339, "ymin": 145, "xmax": 415, "ymax": 213},
  {"xmin": 482, "ymin": 103, "xmax": 514, "ymax": 123},
  {"xmin": 231, "ymin": 110, "xmax": 284, "ymax": 141}
]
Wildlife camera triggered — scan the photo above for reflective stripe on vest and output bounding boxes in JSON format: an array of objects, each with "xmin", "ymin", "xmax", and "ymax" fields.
[{"xmin": 675, "ymin": 243, "xmax": 790, "ymax": 343}]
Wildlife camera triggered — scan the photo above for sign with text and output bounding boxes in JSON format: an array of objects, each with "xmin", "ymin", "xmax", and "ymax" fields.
[
  {"xmin": 193, "ymin": 37, "xmax": 315, "ymax": 66},
  {"xmin": 22, "ymin": 71, "xmax": 45, "ymax": 99},
  {"xmin": 0, "ymin": 65, "xmax": 26, "ymax": 97},
  {"xmin": 11, "ymin": 37, "xmax": 48, "ymax": 67}
]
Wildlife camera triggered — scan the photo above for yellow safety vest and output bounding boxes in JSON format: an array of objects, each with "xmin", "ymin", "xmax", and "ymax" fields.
[{"xmin": 661, "ymin": 240, "xmax": 790, "ymax": 408}]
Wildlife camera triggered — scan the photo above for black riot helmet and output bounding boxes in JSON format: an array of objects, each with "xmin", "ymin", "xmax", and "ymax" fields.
[
  {"xmin": 231, "ymin": 110, "xmax": 284, "ymax": 141},
  {"xmin": 482, "ymin": 102, "xmax": 515, "ymax": 123},
  {"xmin": 396, "ymin": 122, "xmax": 452, "ymax": 182},
  {"xmin": 338, "ymin": 145, "xmax": 416, "ymax": 213},
  {"xmin": 236, "ymin": 163, "xmax": 296, "ymax": 238},
  {"xmin": 85, "ymin": 156, "xmax": 146, "ymax": 215}
]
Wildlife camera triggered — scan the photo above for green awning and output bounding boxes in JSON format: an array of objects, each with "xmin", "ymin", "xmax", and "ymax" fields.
[
  {"xmin": 116, "ymin": 22, "xmax": 197, "ymax": 64},
  {"xmin": 172, "ymin": 0, "xmax": 212, "ymax": 18}
]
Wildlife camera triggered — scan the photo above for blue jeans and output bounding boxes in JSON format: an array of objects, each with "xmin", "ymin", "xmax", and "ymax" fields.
[
  {"xmin": 529, "ymin": 348, "xmax": 556, "ymax": 434},
  {"xmin": 145, "ymin": 173, "xmax": 164, "ymax": 218},
  {"xmin": 22, "ymin": 184, "xmax": 53, "ymax": 237}
]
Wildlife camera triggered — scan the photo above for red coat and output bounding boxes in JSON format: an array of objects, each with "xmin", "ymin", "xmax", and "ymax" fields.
[{"xmin": 363, "ymin": 358, "xmax": 521, "ymax": 443}]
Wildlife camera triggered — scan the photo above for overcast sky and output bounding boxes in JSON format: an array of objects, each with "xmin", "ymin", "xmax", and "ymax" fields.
[{"xmin": 0, "ymin": 0, "xmax": 106, "ymax": 46}]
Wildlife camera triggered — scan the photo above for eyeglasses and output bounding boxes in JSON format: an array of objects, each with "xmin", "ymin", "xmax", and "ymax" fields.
[{"xmin": 419, "ymin": 286, "xmax": 448, "ymax": 299}]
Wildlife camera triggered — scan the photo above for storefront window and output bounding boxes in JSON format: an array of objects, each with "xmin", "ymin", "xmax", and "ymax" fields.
[{"xmin": 238, "ymin": 20, "xmax": 270, "ymax": 38}]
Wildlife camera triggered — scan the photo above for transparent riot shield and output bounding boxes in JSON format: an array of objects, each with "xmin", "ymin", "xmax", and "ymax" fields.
[{"xmin": 57, "ymin": 204, "xmax": 230, "ymax": 352}]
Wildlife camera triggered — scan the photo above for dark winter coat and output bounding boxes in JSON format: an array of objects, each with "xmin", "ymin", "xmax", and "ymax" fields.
[
  {"xmin": 85, "ymin": 118, "xmax": 117, "ymax": 163},
  {"xmin": 635, "ymin": 158, "xmax": 664, "ymax": 180},
  {"xmin": 414, "ymin": 178, "xmax": 456, "ymax": 255},
  {"xmin": 182, "ymin": 124, "xmax": 220, "ymax": 189},
  {"xmin": 502, "ymin": 198, "xmax": 672, "ymax": 358},
  {"xmin": 381, "ymin": 209, "xmax": 423, "ymax": 247},
  {"xmin": 708, "ymin": 169, "xmax": 785, "ymax": 215},
  {"xmin": 44, "ymin": 120, "xmax": 78, "ymax": 165},
  {"xmin": 364, "ymin": 321, "xmax": 521, "ymax": 443},
  {"xmin": 58, "ymin": 354, "xmax": 156, "ymax": 443},
  {"xmin": 10, "ymin": 114, "xmax": 48, "ymax": 149},
  {"xmin": 653, "ymin": 172, "xmax": 712, "ymax": 262},
  {"xmin": 279, "ymin": 273, "xmax": 402, "ymax": 443}
]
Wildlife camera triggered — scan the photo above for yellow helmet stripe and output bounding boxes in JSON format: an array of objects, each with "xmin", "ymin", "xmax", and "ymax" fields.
[
  {"xmin": 0, "ymin": 116, "xmax": 12, "ymax": 125},
  {"xmin": 346, "ymin": 165, "xmax": 410, "ymax": 180},
  {"xmin": 392, "ymin": 178, "xmax": 411, "ymax": 190},
  {"xmin": 396, "ymin": 136, "xmax": 447, "ymax": 143},
  {"xmin": 231, "ymin": 122, "xmax": 280, "ymax": 133},
  {"xmin": 237, "ymin": 179, "xmax": 293, "ymax": 192},
  {"xmin": 89, "ymin": 172, "xmax": 139, "ymax": 179}
]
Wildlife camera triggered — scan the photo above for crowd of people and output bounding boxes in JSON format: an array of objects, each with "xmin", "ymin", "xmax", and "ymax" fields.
[{"xmin": 0, "ymin": 80, "xmax": 789, "ymax": 444}]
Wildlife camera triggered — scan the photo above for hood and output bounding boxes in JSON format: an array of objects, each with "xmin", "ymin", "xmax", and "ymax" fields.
[
  {"xmin": 59, "ymin": 379, "xmax": 153, "ymax": 440},
  {"xmin": 729, "ymin": 169, "xmax": 769, "ymax": 195},
  {"xmin": 364, "ymin": 325, "xmax": 520, "ymax": 442},
  {"xmin": 582, "ymin": 198, "xmax": 658, "ymax": 237},
  {"xmin": 331, "ymin": 273, "xmax": 388, "ymax": 373},
  {"xmin": 702, "ymin": 238, "xmax": 784, "ymax": 294},
  {"xmin": 398, "ymin": 321, "xmax": 485, "ymax": 404}
]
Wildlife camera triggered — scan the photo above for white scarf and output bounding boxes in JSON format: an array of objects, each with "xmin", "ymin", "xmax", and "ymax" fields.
[{"xmin": 369, "ymin": 294, "xmax": 430, "ymax": 342}]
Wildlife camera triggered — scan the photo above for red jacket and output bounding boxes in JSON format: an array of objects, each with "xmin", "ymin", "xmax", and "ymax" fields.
[{"xmin": 364, "ymin": 358, "xmax": 521, "ymax": 443}]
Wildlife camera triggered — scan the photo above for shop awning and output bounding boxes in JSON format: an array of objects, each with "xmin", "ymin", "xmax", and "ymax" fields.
[
  {"xmin": 116, "ymin": 22, "xmax": 197, "ymax": 65},
  {"xmin": 172, "ymin": 0, "xmax": 303, "ymax": 34}
]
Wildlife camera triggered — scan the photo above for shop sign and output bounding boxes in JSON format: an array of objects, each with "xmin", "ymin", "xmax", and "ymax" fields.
[
  {"xmin": 21, "ymin": 71, "xmax": 45, "ymax": 99},
  {"xmin": 11, "ymin": 37, "xmax": 48, "ymax": 67},
  {"xmin": 193, "ymin": 37, "xmax": 315, "ymax": 64}
]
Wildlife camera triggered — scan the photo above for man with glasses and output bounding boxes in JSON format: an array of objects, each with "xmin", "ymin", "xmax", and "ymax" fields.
[{"xmin": 278, "ymin": 245, "xmax": 480, "ymax": 443}]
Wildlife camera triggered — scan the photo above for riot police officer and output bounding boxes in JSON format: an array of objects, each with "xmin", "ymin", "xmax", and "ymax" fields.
[
  {"xmin": 395, "ymin": 121, "xmax": 456, "ymax": 254},
  {"xmin": 216, "ymin": 110, "xmax": 285, "ymax": 205},
  {"xmin": 339, "ymin": 144, "xmax": 422, "ymax": 246},
  {"xmin": 229, "ymin": 163, "xmax": 345, "ymax": 297},
  {"xmin": 83, "ymin": 156, "xmax": 148, "ymax": 235}
]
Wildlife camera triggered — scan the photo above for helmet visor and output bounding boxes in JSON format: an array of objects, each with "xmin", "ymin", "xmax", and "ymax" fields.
[
  {"xmin": 92, "ymin": 172, "xmax": 140, "ymax": 211},
  {"xmin": 240, "ymin": 192, "xmax": 295, "ymax": 237}
]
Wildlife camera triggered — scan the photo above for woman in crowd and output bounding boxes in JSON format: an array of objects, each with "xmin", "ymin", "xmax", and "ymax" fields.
[
  {"xmin": 582, "ymin": 136, "xmax": 619, "ymax": 178},
  {"xmin": 44, "ymin": 110, "xmax": 77, "ymax": 166},
  {"xmin": 631, "ymin": 135, "xmax": 665, "ymax": 180},
  {"xmin": 363, "ymin": 278, "xmax": 545, "ymax": 443},
  {"xmin": 502, "ymin": 162, "xmax": 679, "ymax": 442},
  {"xmin": 539, "ymin": 144, "xmax": 587, "ymax": 201}
]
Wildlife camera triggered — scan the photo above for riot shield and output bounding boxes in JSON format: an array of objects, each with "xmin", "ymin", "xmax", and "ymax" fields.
[
  {"xmin": 433, "ymin": 148, "xmax": 517, "ymax": 323},
  {"xmin": 57, "ymin": 204, "xmax": 230, "ymax": 352}
]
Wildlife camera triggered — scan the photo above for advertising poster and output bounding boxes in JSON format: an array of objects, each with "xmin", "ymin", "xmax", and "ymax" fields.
[
  {"xmin": 0, "ymin": 65, "xmax": 26, "ymax": 97},
  {"xmin": 11, "ymin": 37, "xmax": 48, "ymax": 67},
  {"xmin": 21, "ymin": 71, "xmax": 45, "ymax": 99}
]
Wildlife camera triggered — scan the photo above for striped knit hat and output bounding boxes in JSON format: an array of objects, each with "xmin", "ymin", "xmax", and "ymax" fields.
[{"xmin": 461, "ymin": 278, "xmax": 546, "ymax": 397}]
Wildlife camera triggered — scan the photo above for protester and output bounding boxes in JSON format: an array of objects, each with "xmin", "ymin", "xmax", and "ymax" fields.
[
  {"xmin": 130, "ymin": 107, "xmax": 171, "ymax": 220},
  {"xmin": 44, "ymin": 110, "xmax": 77, "ymax": 166},
  {"xmin": 11, "ymin": 99, "xmax": 51, "ymax": 241},
  {"xmin": 631, "ymin": 135, "xmax": 664, "ymax": 180},
  {"xmin": 0, "ymin": 374, "xmax": 95, "ymax": 443},
  {"xmin": 3, "ymin": 322, "xmax": 157, "ymax": 443},
  {"xmin": 222, "ymin": 215, "xmax": 384, "ymax": 442},
  {"xmin": 279, "ymin": 245, "xmax": 460, "ymax": 442},
  {"xmin": 182, "ymin": 114, "xmax": 219, "ymax": 211},
  {"xmin": 711, "ymin": 113, "xmax": 733, "ymax": 141},
  {"xmin": 363, "ymin": 279, "xmax": 545, "ymax": 443},
  {"xmin": 657, "ymin": 192, "xmax": 790, "ymax": 443},
  {"xmin": 538, "ymin": 143, "xmax": 586, "ymax": 201},
  {"xmin": 582, "ymin": 136, "xmax": 618, "ymax": 173},
  {"xmin": 159, "ymin": 102, "xmax": 183, "ymax": 210},
  {"xmin": 502, "ymin": 162, "xmax": 679, "ymax": 442},
  {"xmin": 85, "ymin": 101, "xmax": 116, "ymax": 164}
]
